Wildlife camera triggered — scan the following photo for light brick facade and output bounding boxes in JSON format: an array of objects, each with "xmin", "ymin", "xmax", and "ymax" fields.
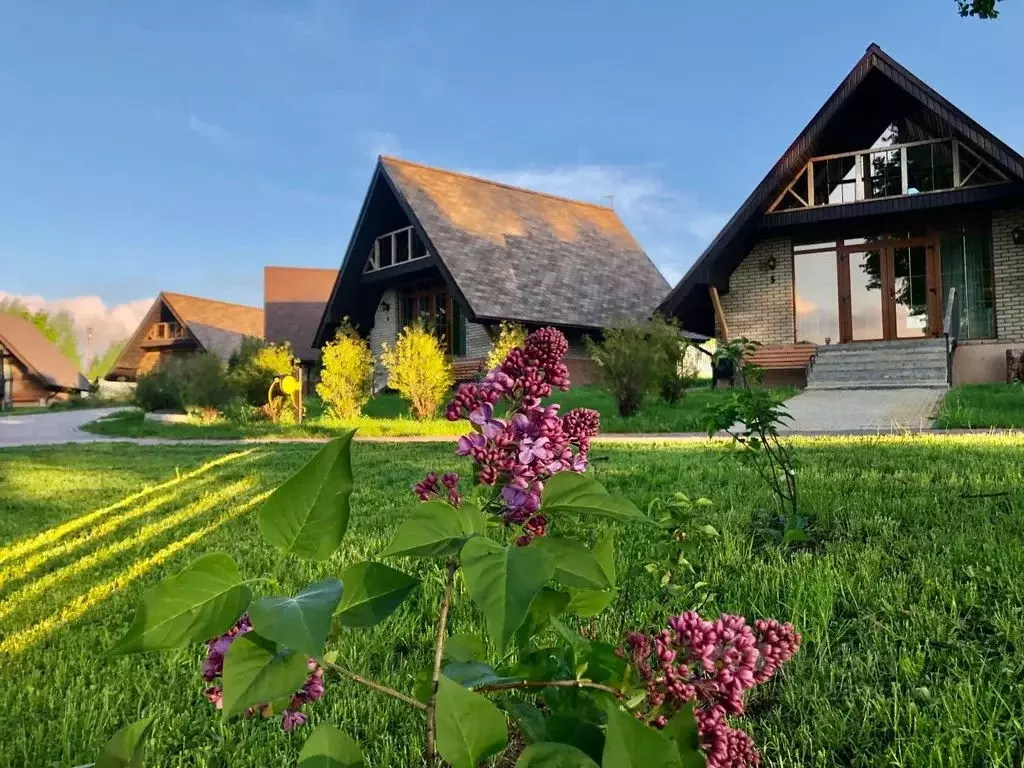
[
  {"xmin": 465, "ymin": 321, "xmax": 492, "ymax": 358},
  {"xmin": 716, "ymin": 237, "xmax": 794, "ymax": 344},
  {"xmin": 369, "ymin": 289, "xmax": 399, "ymax": 389},
  {"xmin": 992, "ymin": 208, "xmax": 1024, "ymax": 342}
]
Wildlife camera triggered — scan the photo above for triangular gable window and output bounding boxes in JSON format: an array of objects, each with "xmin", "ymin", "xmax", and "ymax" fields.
[
  {"xmin": 363, "ymin": 226, "xmax": 429, "ymax": 273},
  {"xmin": 769, "ymin": 122, "xmax": 1008, "ymax": 212}
]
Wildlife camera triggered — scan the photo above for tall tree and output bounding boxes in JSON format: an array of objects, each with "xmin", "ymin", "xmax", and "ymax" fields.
[
  {"xmin": 88, "ymin": 339, "xmax": 127, "ymax": 380},
  {"xmin": 957, "ymin": 0, "xmax": 1001, "ymax": 18},
  {"xmin": 0, "ymin": 298, "xmax": 83, "ymax": 369}
]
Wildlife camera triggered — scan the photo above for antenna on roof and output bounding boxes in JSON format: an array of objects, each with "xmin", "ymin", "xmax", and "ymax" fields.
[{"xmin": 603, "ymin": 194, "xmax": 615, "ymax": 210}]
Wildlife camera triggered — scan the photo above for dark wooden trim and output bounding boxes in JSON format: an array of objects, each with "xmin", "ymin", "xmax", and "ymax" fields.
[{"xmin": 360, "ymin": 255, "xmax": 438, "ymax": 284}]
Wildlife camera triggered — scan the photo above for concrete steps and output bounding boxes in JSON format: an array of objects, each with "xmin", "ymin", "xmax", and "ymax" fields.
[{"xmin": 806, "ymin": 339, "xmax": 948, "ymax": 390}]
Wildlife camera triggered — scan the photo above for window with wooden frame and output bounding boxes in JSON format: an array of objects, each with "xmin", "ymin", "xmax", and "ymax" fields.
[
  {"xmin": 363, "ymin": 226, "xmax": 429, "ymax": 273},
  {"xmin": 398, "ymin": 286, "xmax": 466, "ymax": 356}
]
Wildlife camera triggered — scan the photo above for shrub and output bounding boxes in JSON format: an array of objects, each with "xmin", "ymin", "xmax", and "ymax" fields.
[
  {"xmin": 484, "ymin": 321, "xmax": 527, "ymax": 371},
  {"xmin": 647, "ymin": 315, "xmax": 689, "ymax": 405},
  {"xmin": 228, "ymin": 338, "xmax": 295, "ymax": 406},
  {"xmin": 586, "ymin": 320, "xmax": 664, "ymax": 417},
  {"xmin": 316, "ymin": 322, "xmax": 374, "ymax": 419},
  {"xmin": 134, "ymin": 364, "xmax": 185, "ymax": 412},
  {"xmin": 380, "ymin": 322, "xmax": 453, "ymax": 419}
]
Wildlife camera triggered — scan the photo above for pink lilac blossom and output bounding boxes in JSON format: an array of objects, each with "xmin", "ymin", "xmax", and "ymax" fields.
[
  {"xmin": 619, "ymin": 612, "xmax": 801, "ymax": 768},
  {"xmin": 201, "ymin": 614, "xmax": 325, "ymax": 731},
  {"xmin": 431, "ymin": 328, "xmax": 600, "ymax": 545}
]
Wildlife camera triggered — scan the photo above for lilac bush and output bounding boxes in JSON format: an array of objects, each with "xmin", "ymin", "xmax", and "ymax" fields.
[{"xmin": 621, "ymin": 612, "xmax": 801, "ymax": 767}]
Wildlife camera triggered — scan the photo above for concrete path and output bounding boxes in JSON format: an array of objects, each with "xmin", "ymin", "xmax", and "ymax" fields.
[
  {"xmin": 780, "ymin": 388, "xmax": 944, "ymax": 433},
  {"xmin": 0, "ymin": 407, "xmax": 126, "ymax": 447}
]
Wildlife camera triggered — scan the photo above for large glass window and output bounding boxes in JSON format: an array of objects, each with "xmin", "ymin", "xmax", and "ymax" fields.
[
  {"xmin": 940, "ymin": 228, "xmax": 995, "ymax": 339},
  {"xmin": 849, "ymin": 249, "xmax": 885, "ymax": 340},
  {"xmin": 399, "ymin": 287, "xmax": 467, "ymax": 355},
  {"xmin": 892, "ymin": 245, "xmax": 929, "ymax": 338},
  {"xmin": 793, "ymin": 248, "xmax": 840, "ymax": 344}
]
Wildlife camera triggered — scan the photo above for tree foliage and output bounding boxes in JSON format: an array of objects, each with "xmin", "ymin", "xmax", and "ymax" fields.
[
  {"xmin": 485, "ymin": 321, "xmax": 527, "ymax": 371},
  {"xmin": 88, "ymin": 339, "xmax": 127, "ymax": 380},
  {"xmin": 316, "ymin": 322, "xmax": 374, "ymax": 419},
  {"xmin": 0, "ymin": 297, "xmax": 81, "ymax": 369},
  {"xmin": 957, "ymin": 0, "xmax": 1000, "ymax": 18}
]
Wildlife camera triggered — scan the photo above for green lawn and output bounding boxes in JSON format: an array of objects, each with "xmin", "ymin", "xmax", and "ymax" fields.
[
  {"xmin": 2, "ymin": 437, "xmax": 1024, "ymax": 766},
  {"xmin": 935, "ymin": 383, "xmax": 1024, "ymax": 429},
  {"xmin": 81, "ymin": 385, "xmax": 794, "ymax": 439}
]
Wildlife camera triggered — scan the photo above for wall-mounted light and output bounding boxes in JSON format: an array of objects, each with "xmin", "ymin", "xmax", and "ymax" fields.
[
  {"xmin": 1012, "ymin": 226, "xmax": 1024, "ymax": 247},
  {"xmin": 765, "ymin": 255, "xmax": 778, "ymax": 283}
]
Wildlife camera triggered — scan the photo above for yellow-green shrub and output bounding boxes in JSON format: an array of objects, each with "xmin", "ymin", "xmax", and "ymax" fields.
[
  {"xmin": 316, "ymin": 322, "xmax": 374, "ymax": 418},
  {"xmin": 485, "ymin": 321, "xmax": 527, "ymax": 370},
  {"xmin": 381, "ymin": 323, "xmax": 454, "ymax": 420}
]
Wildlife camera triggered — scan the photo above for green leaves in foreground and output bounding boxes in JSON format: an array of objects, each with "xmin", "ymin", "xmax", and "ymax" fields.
[
  {"xmin": 95, "ymin": 716, "xmax": 156, "ymax": 768},
  {"xmin": 258, "ymin": 432, "xmax": 355, "ymax": 560},
  {"xmin": 435, "ymin": 675, "xmax": 508, "ymax": 768},
  {"xmin": 383, "ymin": 500, "xmax": 487, "ymax": 558},
  {"xmin": 249, "ymin": 579, "xmax": 343, "ymax": 658},
  {"xmin": 221, "ymin": 633, "xmax": 310, "ymax": 719},
  {"xmin": 298, "ymin": 724, "xmax": 365, "ymax": 768},
  {"xmin": 541, "ymin": 472, "xmax": 645, "ymax": 522},
  {"xmin": 515, "ymin": 742, "xmax": 600, "ymax": 767},
  {"xmin": 534, "ymin": 536, "xmax": 613, "ymax": 590},
  {"xmin": 461, "ymin": 537, "xmax": 554, "ymax": 653},
  {"xmin": 334, "ymin": 562, "xmax": 419, "ymax": 627},
  {"xmin": 603, "ymin": 702, "xmax": 706, "ymax": 768},
  {"xmin": 109, "ymin": 553, "xmax": 251, "ymax": 655}
]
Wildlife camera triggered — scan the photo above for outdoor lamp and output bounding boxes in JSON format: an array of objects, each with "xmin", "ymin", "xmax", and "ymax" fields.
[{"xmin": 1012, "ymin": 226, "xmax": 1024, "ymax": 247}]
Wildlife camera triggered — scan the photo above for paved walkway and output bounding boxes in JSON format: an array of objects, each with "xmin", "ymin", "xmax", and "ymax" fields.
[
  {"xmin": 780, "ymin": 388, "xmax": 945, "ymax": 433},
  {"xmin": 0, "ymin": 407, "xmax": 124, "ymax": 447}
]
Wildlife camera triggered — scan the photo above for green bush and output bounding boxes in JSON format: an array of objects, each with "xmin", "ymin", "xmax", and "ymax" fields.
[
  {"xmin": 134, "ymin": 364, "xmax": 185, "ymax": 412},
  {"xmin": 380, "ymin": 322, "xmax": 453, "ymax": 419},
  {"xmin": 316, "ymin": 322, "xmax": 374, "ymax": 419},
  {"xmin": 228, "ymin": 338, "xmax": 295, "ymax": 406},
  {"xmin": 134, "ymin": 354, "xmax": 235, "ymax": 413}
]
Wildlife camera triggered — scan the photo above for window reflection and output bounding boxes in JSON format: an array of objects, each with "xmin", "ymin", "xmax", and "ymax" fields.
[{"xmin": 794, "ymin": 250, "xmax": 839, "ymax": 344}]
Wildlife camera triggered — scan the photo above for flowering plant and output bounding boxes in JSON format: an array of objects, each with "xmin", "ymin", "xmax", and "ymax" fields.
[{"xmin": 99, "ymin": 328, "xmax": 800, "ymax": 768}]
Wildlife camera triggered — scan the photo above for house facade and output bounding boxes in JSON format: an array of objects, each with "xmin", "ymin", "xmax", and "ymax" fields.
[
  {"xmin": 0, "ymin": 313, "xmax": 90, "ymax": 407},
  {"xmin": 313, "ymin": 156, "xmax": 669, "ymax": 385},
  {"xmin": 107, "ymin": 292, "xmax": 263, "ymax": 381},
  {"xmin": 660, "ymin": 44, "xmax": 1024, "ymax": 387}
]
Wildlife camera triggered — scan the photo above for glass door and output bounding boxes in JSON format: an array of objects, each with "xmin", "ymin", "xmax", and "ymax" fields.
[{"xmin": 847, "ymin": 249, "xmax": 885, "ymax": 340}]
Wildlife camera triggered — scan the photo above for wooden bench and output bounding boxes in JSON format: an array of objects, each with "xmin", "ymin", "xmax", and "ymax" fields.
[
  {"xmin": 451, "ymin": 358, "xmax": 486, "ymax": 382},
  {"xmin": 745, "ymin": 343, "xmax": 817, "ymax": 373}
]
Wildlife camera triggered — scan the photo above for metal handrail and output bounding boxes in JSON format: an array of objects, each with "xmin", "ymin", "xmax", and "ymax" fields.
[{"xmin": 943, "ymin": 287, "xmax": 960, "ymax": 385}]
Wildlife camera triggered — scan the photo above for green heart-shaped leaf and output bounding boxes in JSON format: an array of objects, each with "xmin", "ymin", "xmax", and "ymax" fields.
[
  {"xmin": 515, "ymin": 742, "xmax": 600, "ymax": 767},
  {"xmin": 662, "ymin": 703, "xmax": 706, "ymax": 767},
  {"xmin": 435, "ymin": 675, "xmax": 508, "ymax": 768},
  {"xmin": 534, "ymin": 537, "xmax": 612, "ymax": 589},
  {"xmin": 297, "ymin": 724, "xmax": 365, "ymax": 768},
  {"xmin": 249, "ymin": 579, "xmax": 343, "ymax": 658},
  {"xmin": 460, "ymin": 537, "xmax": 554, "ymax": 654},
  {"xmin": 602, "ymin": 702, "xmax": 683, "ymax": 768},
  {"xmin": 109, "ymin": 553, "xmax": 251, "ymax": 655},
  {"xmin": 541, "ymin": 472, "xmax": 644, "ymax": 522},
  {"xmin": 258, "ymin": 433, "xmax": 355, "ymax": 560},
  {"xmin": 334, "ymin": 562, "xmax": 419, "ymax": 627},
  {"xmin": 383, "ymin": 500, "xmax": 486, "ymax": 558},
  {"xmin": 566, "ymin": 589, "xmax": 615, "ymax": 618},
  {"xmin": 95, "ymin": 716, "xmax": 156, "ymax": 768},
  {"xmin": 221, "ymin": 632, "xmax": 310, "ymax": 719},
  {"xmin": 444, "ymin": 633, "xmax": 485, "ymax": 663}
]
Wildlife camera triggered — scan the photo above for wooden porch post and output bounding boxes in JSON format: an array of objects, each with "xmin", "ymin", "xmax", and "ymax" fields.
[{"xmin": 709, "ymin": 285, "xmax": 730, "ymax": 342}]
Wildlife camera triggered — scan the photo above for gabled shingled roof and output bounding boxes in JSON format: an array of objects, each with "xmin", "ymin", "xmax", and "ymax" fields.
[
  {"xmin": 264, "ymin": 266, "xmax": 338, "ymax": 362},
  {"xmin": 315, "ymin": 157, "xmax": 669, "ymax": 344},
  {"xmin": 108, "ymin": 292, "xmax": 263, "ymax": 378},
  {"xmin": 0, "ymin": 312, "xmax": 90, "ymax": 391},
  {"xmin": 658, "ymin": 43, "xmax": 1024, "ymax": 328}
]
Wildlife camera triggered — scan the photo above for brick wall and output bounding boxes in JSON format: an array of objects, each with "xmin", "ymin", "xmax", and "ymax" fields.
[
  {"xmin": 717, "ymin": 237, "xmax": 794, "ymax": 345},
  {"xmin": 465, "ymin": 320, "xmax": 492, "ymax": 358},
  {"xmin": 369, "ymin": 289, "xmax": 398, "ymax": 389},
  {"xmin": 993, "ymin": 208, "xmax": 1024, "ymax": 342}
]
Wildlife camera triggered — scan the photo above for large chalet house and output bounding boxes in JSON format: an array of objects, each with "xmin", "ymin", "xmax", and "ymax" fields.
[
  {"xmin": 312, "ymin": 156, "xmax": 669, "ymax": 384},
  {"xmin": 0, "ymin": 313, "xmax": 90, "ymax": 407},
  {"xmin": 660, "ymin": 44, "xmax": 1024, "ymax": 388},
  {"xmin": 107, "ymin": 292, "xmax": 263, "ymax": 381}
]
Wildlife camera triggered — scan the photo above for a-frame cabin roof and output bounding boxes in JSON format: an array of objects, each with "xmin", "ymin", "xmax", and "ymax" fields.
[
  {"xmin": 314, "ymin": 157, "xmax": 669, "ymax": 345},
  {"xmin": 108, "ymin": 292, "xmax": 263, "ymax": 378},
  {"xmin": 659, "ymin": 43, "xmax": 1024, "ymax": 330},
  {"xmin": 0, "ymin": 312, "xmax": 90, "ymax": 391}
]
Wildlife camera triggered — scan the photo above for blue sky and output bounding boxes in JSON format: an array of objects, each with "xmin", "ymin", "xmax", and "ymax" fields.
[{"xmin": 0, "ymin": 0, "xmax": 1021, "ymax": 348}]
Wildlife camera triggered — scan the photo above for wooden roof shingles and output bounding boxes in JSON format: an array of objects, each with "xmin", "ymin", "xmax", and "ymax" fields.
[
  {"xmin": 263, "ymin": 266, "xmax": 338, "ymax": 362},
  {"xmin": 0, "ymin": 312, "xmax": 90, "ymax": 391},
  {"xmin": 381, "ymin": 157, "xmax": 670, "ymax": 329}
]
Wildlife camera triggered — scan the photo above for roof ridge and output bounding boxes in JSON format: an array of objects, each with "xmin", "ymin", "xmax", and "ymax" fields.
[
  {"xmin": 264, "ymin": 265, "xmax": 337, "ymax": 273},
  {"xmin": 380, "ymin": 155, "xmax": 617, "ymax": 213},
  {"xmin": 161, "ymin": 291, "xmax": 262, "ymax": 312}
]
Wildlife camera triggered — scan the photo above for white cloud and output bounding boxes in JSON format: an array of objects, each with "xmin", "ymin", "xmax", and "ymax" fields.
[
  {"xmin": 0, "ymin": 291, "xmax": 152, "ymax": 362},
  {"xmin": 187, "ymin": 113, "xmax": 238, "ymax": 148},
  {"xmin": 468, "ymin": 163, "xmax": 725, "ymax": 286}
]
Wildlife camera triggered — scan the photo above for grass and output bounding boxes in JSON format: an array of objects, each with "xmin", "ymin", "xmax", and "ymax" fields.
[
  {"xmin": 80, "ymin": 385, "xmax": 794, "ymax": 439},
  {"xmin": 2, "ymin": 437, "xmax": 1024, "ymax": 766},
  {"xmin": 935, "ymin": 383, "xmax": 1024, "ymax": 429}
]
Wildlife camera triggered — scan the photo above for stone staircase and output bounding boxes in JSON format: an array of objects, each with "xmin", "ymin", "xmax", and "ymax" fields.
[{"xmin": 806, "ymin": 339, "xmax": 949, "ymax": 390}]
